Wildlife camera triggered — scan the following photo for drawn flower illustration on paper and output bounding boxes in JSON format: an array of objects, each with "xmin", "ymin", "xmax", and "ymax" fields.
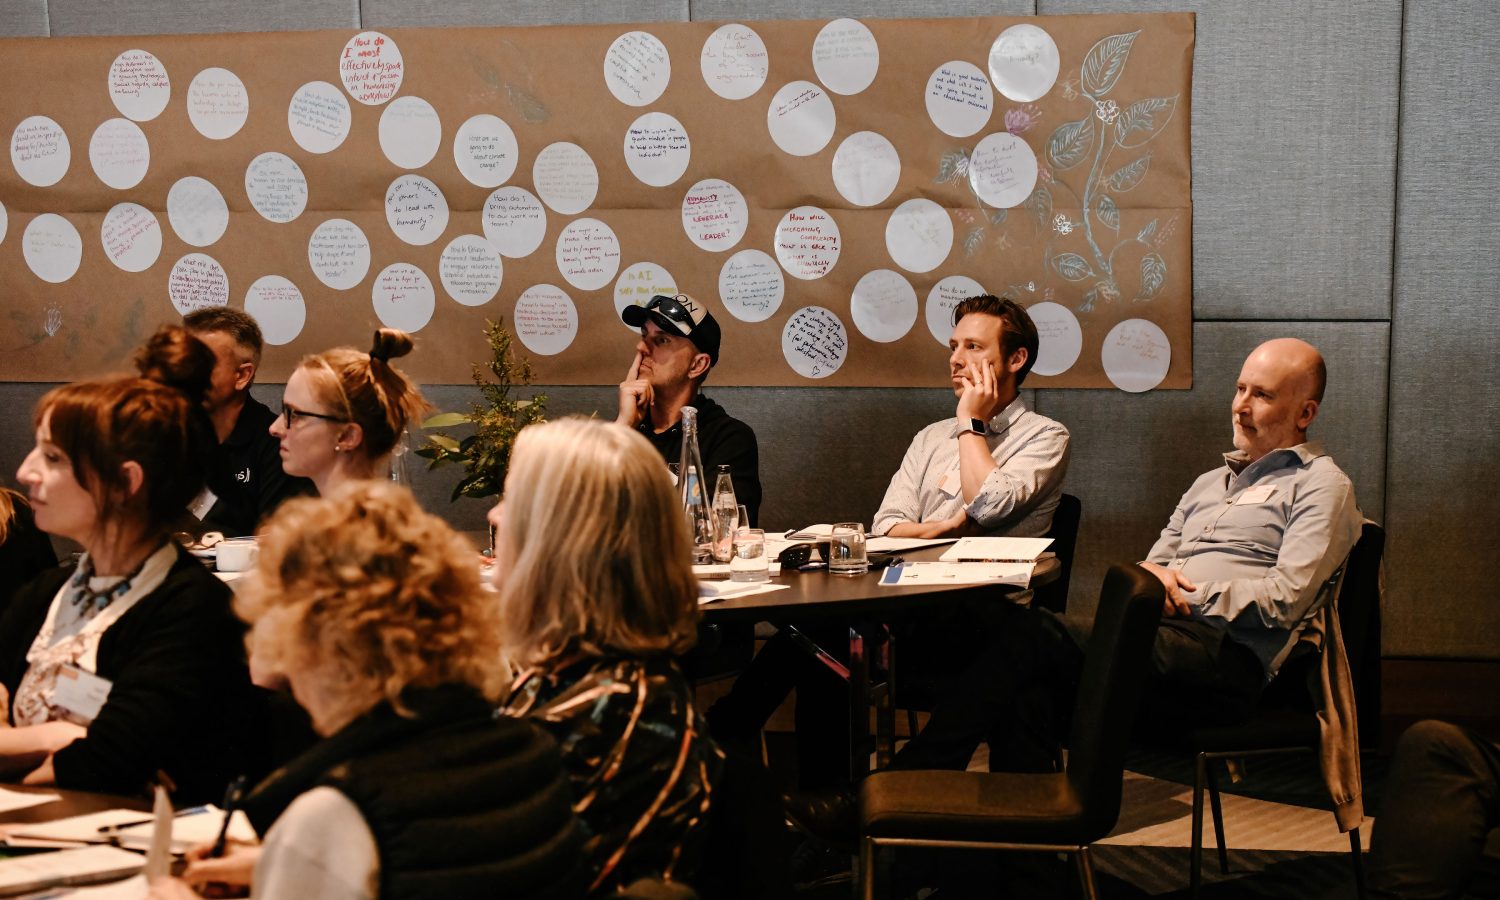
[
  {"xmin": 1004, "ymin": 104, "xmax": 1042, "ymax": 135},
  {"xmin": 1094, "ymin": 98, "xmax": 1119, "ymax": 123},
  {"xmin": 1053, "ymin": 214, "xmax": 1074, "ymax": 235}
]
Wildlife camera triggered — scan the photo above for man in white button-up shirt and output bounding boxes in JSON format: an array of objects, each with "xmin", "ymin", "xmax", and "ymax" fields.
[{"xmin": 872, "ymin": 296, "xmax": 1070, "ymax": 539}]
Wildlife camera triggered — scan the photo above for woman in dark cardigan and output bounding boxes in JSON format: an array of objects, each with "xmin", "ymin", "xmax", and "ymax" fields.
[{"xmin": 0, "ymin": 326, "xmax": 256, "ymax": 803}]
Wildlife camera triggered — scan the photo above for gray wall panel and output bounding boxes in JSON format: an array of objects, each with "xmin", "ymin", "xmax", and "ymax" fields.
[
  {"xmin": 688, "ymin": 1, "xmax": 1033, "ymax": 23},
  {"xmin": 1385, "ymin": 0, "xmax": 1500, "ymax": 659},
  {"xmin": 1034, "ymin": 321, "xmax": 1388, "ymax": 618},
  {"xmin": 1041, "ymin": 0, "xmax": 1400, "ymax": 321},
  {"xmin": 361, "ymin": 0, "xmax": 688, "ymax": 28},
  {"xmin": 0, "ymin": 0, "xmax": 48, "ymax": 36},
  {"xmin": 47, "ymin": 0, "xmax": 358, "ymax": 35}
]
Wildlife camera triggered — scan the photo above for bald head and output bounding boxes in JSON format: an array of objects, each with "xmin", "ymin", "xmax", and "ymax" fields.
[{"xmin": 1232, "ymin": 339, "xmax": 1327, "ymax": 461}]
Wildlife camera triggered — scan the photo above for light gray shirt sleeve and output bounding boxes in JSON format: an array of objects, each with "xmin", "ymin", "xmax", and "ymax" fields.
[
  {"xmin": 254, "ymin": 786, "xmax": 379, "ymax": 900},
  {"xmin": 871, "ymin": 427, "xmax": 935, "ymax": 536},
  {"xmin": 965, "ymin": 422, "xmax": 1070, "ymax": 530}
]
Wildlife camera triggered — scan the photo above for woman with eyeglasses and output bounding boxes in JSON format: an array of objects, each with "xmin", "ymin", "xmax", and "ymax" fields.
[
  {"xmin": 269, "ymin": 329, "xmax": 427, "ymax": 497},
  {"xmin": 491, "ymin": 418, "xmax": 723, "ymax": 894},
  {"xmin": 0, "ymin": 326, "xmax": 258, "ymax": 801}
]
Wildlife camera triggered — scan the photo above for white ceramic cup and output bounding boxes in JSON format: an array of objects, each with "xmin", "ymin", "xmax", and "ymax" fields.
[{"xmin": 216, "ymin": 538, "xmax": 259, "ymax": 573}]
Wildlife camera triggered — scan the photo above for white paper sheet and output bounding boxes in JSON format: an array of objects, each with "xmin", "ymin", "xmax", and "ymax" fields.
[
  {"xmin": 879, "ymin": 561, "xmax": 1034, "ymax": 586},
  {"xmin": 696, "ymin": 582, "xmax": 790, "ymax": 604},
  {"xmin": 938, "ymin": 536, "xmax": 1053, "ymax": 563},
  {"xmin": 0, "ymin": 785, "xmax": 60, "ymax": 814},
  {"xmin": 0, "ymin": 845, "xmax": 144, "ymax": 895}
]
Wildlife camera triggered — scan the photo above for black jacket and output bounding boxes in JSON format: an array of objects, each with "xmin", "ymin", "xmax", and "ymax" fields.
[
  {"xmin": 0, "ymin": 546, "xmax": 258, "ymax": 803},
  {"xmin": 244, "ymin": 685, "xmax": 585, "ymax": 900},
  {"xmin": 0, "ymin": 500, "xmax": 57, "ymax": 620},
  {"xmin": 201, "ymin": 394, "xmax": 313, "ymax": 537}
]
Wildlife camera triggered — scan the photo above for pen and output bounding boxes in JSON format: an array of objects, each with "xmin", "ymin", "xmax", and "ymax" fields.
[
  {"xmin": 209, "ymin": 775, "xmax": 248, "ymax": 858},
  {"xmin": 97, "ymin": 805, "xmax": 211, "ymax": 833}
]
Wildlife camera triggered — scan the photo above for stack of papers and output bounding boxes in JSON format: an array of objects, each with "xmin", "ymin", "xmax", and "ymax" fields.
[
  {"xmin": 5, "ymin": 806, "xmax": 255, "ymax": 854},
  {"xmin": 938, "ymin": 537, "xmax": 1053, "ymax": 562},
  {"xmin": 879, "ymin": 562, "xmax": 1034, "ymax": 587},
  {"xmin": 0, "ymin": 845, "xmax": 144, "ymax": 896}
]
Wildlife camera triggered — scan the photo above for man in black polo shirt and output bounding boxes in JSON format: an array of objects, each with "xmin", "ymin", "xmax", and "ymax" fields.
[
  {"xmin": 184, "ymin": 308, "xmax": 312, "ymax": 536},
  {"xmin": 616, "ymin": 293, "xmax": 761, "ymax": 524}
]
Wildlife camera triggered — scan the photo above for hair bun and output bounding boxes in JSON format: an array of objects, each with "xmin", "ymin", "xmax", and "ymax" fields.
[
  {"xmin": 134, "ymin": 325, "xmax": 215, "ymax": 404},
  {"xmin": 369, "ymin": 328, "xmax": 414, "ymax": 363}
]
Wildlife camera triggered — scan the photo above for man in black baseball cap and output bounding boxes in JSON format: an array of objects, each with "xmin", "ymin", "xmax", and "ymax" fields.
[{"xmin": 617, "ymin": 293, "xmax": 760, "ymax": 524}]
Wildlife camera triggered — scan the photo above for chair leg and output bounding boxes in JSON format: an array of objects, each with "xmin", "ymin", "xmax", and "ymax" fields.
[
  {"xmin": 1349, "ymin": 826, "xmax": 1366, "ymax": 899},
  {"xmin": 1204, "ymin": 758, "xmax": 1230, "ymax": 874},
  {"xmin": 906, "ymin": 707, "xmax": 919, "ymax": 739},
  {"xmin": 1075, "ymin": 846, "xmax": 1100, "ymax": 900},
  {"xmin": 858, "ymin": 837, "xmax": 876, "ymax": 900},
  {"xmin": 1191, "ymin": 753, "xmax": 1206, "ymax": 899}
]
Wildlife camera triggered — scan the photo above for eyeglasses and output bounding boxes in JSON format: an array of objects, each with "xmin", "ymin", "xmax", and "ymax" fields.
[
  {"xmin": 646, "ymin": 294, "xmax": 698, "ymax": 330},
  {"xmin": 280, "ymin": 402, "xmax": 348, "ymax": 429}
]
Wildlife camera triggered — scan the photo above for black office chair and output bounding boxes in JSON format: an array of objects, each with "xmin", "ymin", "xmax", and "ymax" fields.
[
  {"xmin": 857, "ymin": 563, "xmax": 1165, "ymax": 900},
  {"xmin": 1033, "ymin": 492, "xmax": 1082, "ymax": 614},
  {"xmin": 1179, "ymin": 521, "xmax": 1385, "ymax": 899}
]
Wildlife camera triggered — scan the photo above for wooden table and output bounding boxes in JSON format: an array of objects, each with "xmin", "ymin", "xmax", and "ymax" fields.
[{"xmin": 700, "ymin": 546, "xmax": 1058, "ymax": 777}]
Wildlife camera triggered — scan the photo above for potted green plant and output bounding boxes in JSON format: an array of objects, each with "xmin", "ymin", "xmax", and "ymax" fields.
[{"xmin": 416, "ymin": 318, "xmax": 546, "ymax": 506}]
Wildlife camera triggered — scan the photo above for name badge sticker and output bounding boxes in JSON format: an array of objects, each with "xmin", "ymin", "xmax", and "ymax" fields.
[
  {"xmin": 1236, "ymin": 485, "xmax": 1277, "ymax": 505},
  {"xmin": 52, "ymin": 665, "xmax": 113, "ymax": 725},
  {"xmin": 937, "ymin": 468, "xmax": 961, "ymax": 497}
]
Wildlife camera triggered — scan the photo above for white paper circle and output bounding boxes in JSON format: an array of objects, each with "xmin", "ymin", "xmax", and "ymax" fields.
[
  {"xmin": 885, "ymin": 198, "xmax": 953, "ymax": 274},
  {"xmin": 514, "ymin": 284, "xmax": 579, "ymax": 356},
  {"xmin": 100, "ymin": 202, "xmax": 161, "ymax": 272},
  {"xmin": 925, "ymin": 275, "xmax": 986, "ymax": 345},
  {"xmin": 379, "ymin": 95, "xmax": 442, "ymax": 169},
  {"xmin": 700, "ymin": 24, "xmax": 769, "ymax": 100},
  {"xmin": 482, "ymin": 187, "xmax": 547, "ymax": 258},
  {"xmin": 968, "ymin": 132, "xmax": 1039, "ymax": 209},
  {"xmin": 187, "ymin": 68, "xmax": 249, "ymax": 140},
  {"xmin": 168, "ymin": 252, "xmax": 230, "ymax": 314},
  {"xmin": 925, "ymin": 61, "xmax": 993, "ymax": 138},
  {"xmin": 1102, "ymin": 318, "xmax": 1172, "ymax": 392},
  {"xmin": 680, "ymin": 179, "xmax": 749, "ymax": 253},
  {"xmin": 22, "ymin": 214, "xmax": 83, "ymax": 284},
  {"xmin": 454, "ymin": 114, "xmax": 518, "ymax": 188},
  {"xmin": 719, "ymin": 249, "xmax": 784, "ymax": 323},
  {"xmin": 533, "ymin": 142, "xmax": 599, "ymax": 216},
  {"xmin": 782, "ymin": 306, "xmax": 848, "ymax": 379},
  {"xmin": 812, "ymin": 18, "xmax": 880, "ymax": 96},
  {"xmin": 775, "ymin": 207, "xmax": 841, "ymax": 280},
  {"xmin": 604, "ymin": 31, "xmax": 671, "ymax": 107},
  {"xmin": 167, "ymin": 177, "xmax": 229, "ymax": 248},
  {"xmin": 10, "ymin": 116, "xmax": 70, "ymax": 188},
  {"xmin": 850, "ymin": 269, "xmax": 917, "ymax": 343},
  {"xmin": 244, "ymin": 275, "xmax": 306, "ymax": 345},
  {"xmin": 1027, "ymin": 301, "xmax": 1083, "ymax": 377},
  {"xmin": 288, "ymin": 81, "xmax": 352, "ymax": 154},
  {"xmin": 831, "ymin": 131, "xmax": 900, "ymax": 207},
  {"xmin": 988, "ymin": 24, "xmax": 1060, "ymax": 103},
  {"xmin": 385, "ymin": 174, "xmax": 449, "ymax": 246},
  {"xmin": 767, "ymin": 81, "xmax": 836, "ymax": 157},
  {"xmin": 371, "ymin": 263, "xmax": 436, "ymax": 333},
  {"xmin": 0, "ymin": 201, "xmax": 7, "ymax": 245},
  {"xmin": 89, "ymin": 119, "xmax": 150, "ymax": 190},
  {"xmin": 440, "ymin": 234, "xmax": 503, "ymax": 306},
  {"xmin": 614, "ymin": 261, "xmax": 678, "ymax": 327},
  {"xmin": 556, "ymin": 218, "xmax": 622, "ymax": 292},
  {"xmin": 245, "ymin": 152, "xmax": 308, "ymax": 224},
  {"xmin": 623, "ymin": 112, "xmax": 691, "ymax": 187},
  {"xmin": 307, "ymin": 219, "xmax": 372, "ymax": 290},
  {"xmin": 108, "ymin": 49, "xmax": 170, "ymax": 122},
  {"xmin": 340, "ymin": 31, "xmax": 404, "ymax": 105}
]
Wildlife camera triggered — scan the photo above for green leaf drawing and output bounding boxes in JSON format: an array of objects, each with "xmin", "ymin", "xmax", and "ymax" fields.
[
  {"xmin": 1025, "ymin": 184, "xmax": 1053, "ymax": 229},
  {"xmin": 1106, "ymin": 153, "xmax": 1152, "ymax": 193},
  {"xmin": 1047, "ymin": 117, "xmax": 1094, "ymax": 170},
  {"xmin": 1081, "ymin": 31, "xmax": 1139, "ymax": 98},
  {"xmin": 1137, "ymin": 218, "xmax": 1158, "ymax": 244},
  {"xmin": 936, "ymin": 150, "xmax": 968, "ymax": 183},
  {"xmin": 963, "ymin": 226, "xmax": 986, "ymax": 257},
  {"xmin": 989, "ymin": 208, "xmax": 1008, "ymax": 226},
  {"xmin": 1097, "ymin": 195, "xmax": 1120, "ymax": 232},
  {"xmin": 1080, "ymin": 285, "xmax": 1099, "ymax": 313},
  {"xmin": 1138, "ymin": 253, "xmax": 1166, "ymax": 300},
  {"xmin": 1114, "ymin": 96, "xmax": 1179, "ymax": 148},
  {"xmin": 1054, "ymin": 252, "xmax": 1093, "ymax": 281}
]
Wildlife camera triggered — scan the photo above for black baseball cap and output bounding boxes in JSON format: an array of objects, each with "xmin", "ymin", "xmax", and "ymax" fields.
[{"xmin": 621, "ymin": 293, "xmax": 722, "ymax": 366}]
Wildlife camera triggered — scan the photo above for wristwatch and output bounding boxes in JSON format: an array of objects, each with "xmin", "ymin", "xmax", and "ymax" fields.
[{"xmin": 962, "ymin": 417, "xmax": 989, "ymax": 436}]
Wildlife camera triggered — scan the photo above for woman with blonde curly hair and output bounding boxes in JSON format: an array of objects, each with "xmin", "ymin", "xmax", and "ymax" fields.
[
  {"xmin": 492, "ymin": 418, "xmax": 721, "ymax": 894},
  {"xmin": 268, "ymin": 329, "xmax": 428, "ymax": 497},
  {"xmin": 152, "ymin": 482, "xmax": 584, "ymax": 900}
]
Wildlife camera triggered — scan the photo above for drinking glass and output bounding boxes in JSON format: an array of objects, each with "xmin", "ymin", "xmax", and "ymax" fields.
[
  {"xmin": 828, "ymin": 522, "xmax": 868, "ymax": 575},
  {"xmin": 729, "ymin": 528, "xmax": 769, "ymax": 583}
]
